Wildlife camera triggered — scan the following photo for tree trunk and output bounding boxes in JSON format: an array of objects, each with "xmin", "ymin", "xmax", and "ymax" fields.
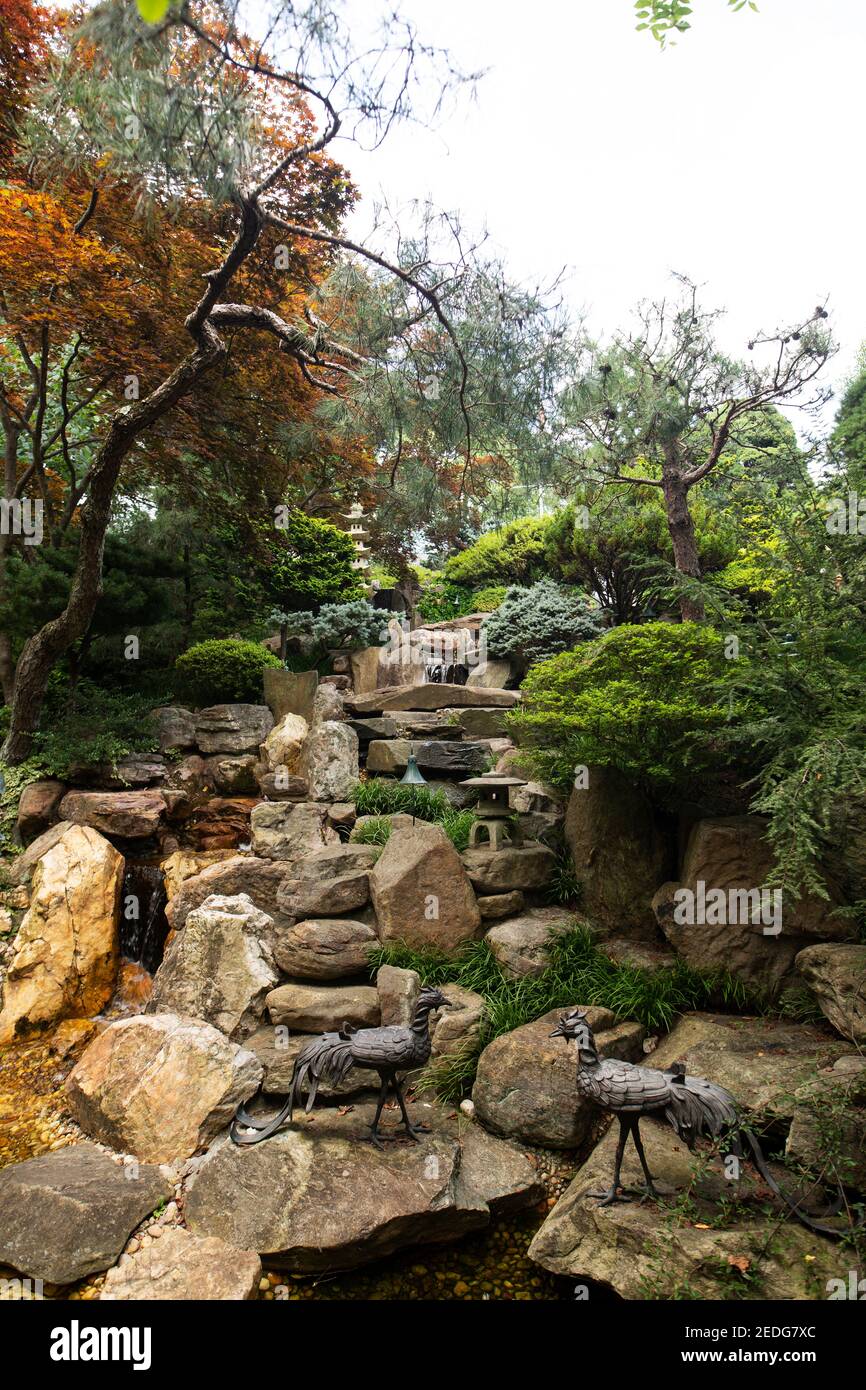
[
  {"xmin": 661, "ymin": 463, "xmax": 704, "ymax": 622},
  {"xmin": 2, "ymin": 341, "xmax": 222, "ymax": 762}
]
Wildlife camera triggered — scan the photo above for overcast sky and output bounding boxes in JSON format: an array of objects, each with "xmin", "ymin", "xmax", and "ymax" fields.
[{"xmin": 334, "ymin": 0, "xmax": 865, "ymax": 412}]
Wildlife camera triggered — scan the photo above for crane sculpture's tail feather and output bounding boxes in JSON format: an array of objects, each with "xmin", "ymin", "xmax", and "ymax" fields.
[
  {"xmin": 663, "ymin": 1073, "xmax": 739, "ymax": 1149},
  {"xmin": 230, "ymin": 1032, "xmax": 356, "ymax": 1146}
]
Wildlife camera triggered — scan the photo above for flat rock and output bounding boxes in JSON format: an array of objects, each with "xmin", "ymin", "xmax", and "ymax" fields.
[
  {"xmin": 465, "ymin": 659, "xmax": 514, "ymax": 689},
  {"xmin": 266, "ymin": 982, "xmax": 380, "ymax": 1032},
  {"xmin": 472, "ymin": 1005, "xmax": 644, "ymax": 1148},
  {"xmin": 101, "ymin": 1227, "xmax": 261, "ymax": 1301},
  {"xmin": 795, "ymin": 943, "xmax": 866, "ymax": 1043},
  {"xmin": 650, "ymin": 1012, "xmax": 849, "ymax": 1116},
  {"xmin": 277, "ymin": 844, "xmax": 379, "ymax": 918},
  {"xmin": 477, "ymin": 891, "xmax": 525, "ymax": 921},
  {"xmin": 195, "ymin": 704, "xmax": 274, "ymax": 754},
  {"xmin": 444, "ymin": 707, "xmax": 510, "ymax": 738},
  {"xmin": 184, "ymin": 1102, "xmax": 539, "ymax": 1273},
  {"xmin": 0, "ymin": 824, "xmax": 122, "ymax": 1044},
  {"xmin": 346, "ymin": 683, "xmax": 520, "ymax": 715},
  {"xmin": 272, "ymin": 918, "xmax": 379, "ymax": 980},
  {"xmin": 370, "ymin": 824, "xmax": 481, "ymax": 953},
  {"xmin": 0, "ymin": 1143, "xmax": 170, "ymax": 1286},
  {"xmin": 485, "ymin": 908, "xmax": 576, "ymax": 979},
  {"xmin": 365, "ymin": 738, "xmax": 413, "ymax": 774},
  {"xmin": 528, "ymin": 1119, "xmax": 847, "ymax": 1299},
  {"xmin": 414, "ymin": 740, "xmax": 489, "ymax": 775},
  {"xmin": 461, "ymin": 842, "xmax": 556, "ymax": 894},
  {"xmin": 58, "ymin": 790, "xmax": 166, "ymax": 840},
  {"xmin": 250, "ymin": 800, "xmax": 338, "ymax": 861},
  {"xmin": 263, "ymin": 668, "xmax": 317, "ymax": 725},
  {"xmin": 65, "ymin": 1013, "xmax": 263, "ymax": 1163},
  {"xmin": 148, "ymin": 895, "xmax": 279, "ymax": 1041}
]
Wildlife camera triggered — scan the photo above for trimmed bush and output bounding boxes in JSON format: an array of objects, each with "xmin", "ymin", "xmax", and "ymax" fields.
[
  {"xmin": 510, "ymin": 622, "xmax": 739, "ymax": 792},
  {"xmin": 175, "ymin": 638, "xmax": 281, "ymax": 705},
  {"xmin": 472, "ymin": 584, "xmax": 508, "ymax": 611}
]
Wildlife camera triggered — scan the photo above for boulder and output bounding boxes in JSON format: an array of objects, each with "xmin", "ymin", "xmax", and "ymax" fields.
[
  {"xmin": 564, "ymin": 766, "xmax": 672, "ymax": 935},
  {"xmin": 461, "ymin": 842, "xmax": 556, "ymax": 894},
  {"xmin": 650, "ymin": 1012, "xmax": 848, "ymax": 1115},
  {"xmin": 528, "ymin": 1119, "xmax": 844, "ymax": 1300},
  {"xmin": 205, "ymin": 754, "xmax": 259, "ymax": 795},
  {"xmin": 187, "ymin": 796, "xmax": 256, "ymax": 851},
  {"xmin": 477, "ymin": 890, "xmax": 525, "ymax": 921},
  {"xmin": 0, "ymin": 1143, "xmax": 171, "ymax": 1286},
  {"xmin": 430, "ymin": 984, "xmax": 486, "ymax": 1061},
  {"xmin": 250, "ymin": 801, "xmax": 338, "ymax": 861},
  {"xmin": 654, "ymin": 817, "xmax": 853, "ymax": 994},
  {"xmin": 326, "ymin": 802, "xmax": 356, "ymax": 831},
  {"xmin": 0, "ymin": 825, "xmax": 122, "ymax": 1045},
  {"xmin": 445, "ymin": 707, "xmax": 510, "ymax": 738},
  {"xmin": 266, "ymin": 982, "xmax": 380, "ymax": 1032},
  {"xmin": 348, "ymin": 717, "xmax": 399, "ymax": 743},
  {"xmin": 184, "ymin": 1102, "xmax": 540, "ymax": 1273},
  {"xmin": 472, "ymin": 1005, "xmax": 644, "ymax": 1147},
  {"xmin": 485, "ymin": 908, "xmax": 576, "ymax": 979},
  {"xmin": 414, "ymin": 740, "xmax": 489, "ymax": 776},
  {"xmin": 152, "ymin": 705, "xmax": 196, "ymax": 753},
  {"xmin": 795, "ymin": 944, "xmax": 866, "ymax": 1043},
  {"xmin": 350, "ymin": 813, "xmax": 433, "ymax": 841},
  {"xmin": 272, "ymin": 918, "xmax": 379, "ymax": 980},
  {"xmin": 101, "ymin": 1226, "xmax": 261, "ymax": 1301},
  {"xmin": 7, "ymin": 821, "xmax": 73, "ymax": 887},
  {"xmin": 312, "ymin": 683, "xmax": 345, "ymax": 723},
  {"xmin": 59, "ymin": 789, "xmax": 166, "ymax": 840},
  {"xmin": 87, "ymin": 754, "xmax": 167, "ymax": 789},
  {"xmin": 263, "ymin": 668, "xmax": 317, "ymax": 725},
  {"xmin": 16, "ymin": 779, "xmax": 66, "ymax": 843},
  {"xmin": 164, "ymin": 753, "xmax": 208, "ymax": 795},
  {"xmin": 376, "ymin": 964, "xmax": 420, "ymax": 1027},
  {"xmin": 784, "ymin": 1055, "xmax": 866, "ymax": 1189},
  {"xmin": 466, "ymin": 659, "xmax": 513, "ymax": 689},
  {"xmin": 302, "ymin": 720, "xmax": 359, "ymax": 801},
  {"xmin": 261, "ymin": 712, "xmax": 308, "ymax": 773},
  {"xmin": 390, "ymin": 711, "xmax": 460, "ymax": 737},
  {"xmin": 370, "ymin": 824, "xmax": 482, "ymax": 953},
  {"xmin": 65, "ymin": 1013, "xmax": 263, "ymax": 1163},
  {"xmin": 256, "ymin": 771, "xmax": 309, "ymax": 801},
  {"xmin": 349, "ymin": 646, "xmax": 382, "ymax": 695},
  {"xmin": 148, "ymin": 895, "xmax": 279, "ymax": 1041},
  {"xmin": 346, "ymin": 684, "xmax": 520, "ymax": 715},
  {"xmin": 598, "ymin": 937, "xmax": 678, "ymax": 972},
  {"xmin": 509, "ymin": 780, "xmax": 565, "ymax": 817},
  {"xmin": 165, "ymin": 856, "xmax": 287, "ymax": 932},
  {"xmin": 244, "ymin": 1026, "xmax": 372, "ymax": 1098},
  {"xmin": 195, "ymin": 704, "xmax": 274, "ymax": 754},
  {"xmin": 160, "ymin": 848, "xmax": 236, "ymax": 903},
  {"xmin": 276, "ymin": 844, "xmax": 378, "ymax": 919},
  {"xmin": 366, "ymin": 738, "xmax": 413, "ymax": 774}
]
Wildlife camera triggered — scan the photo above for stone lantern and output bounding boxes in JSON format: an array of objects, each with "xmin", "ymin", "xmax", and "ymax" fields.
[{"xmin": 460, "ymin": 773, "xmax": 527, "ymax": 851}]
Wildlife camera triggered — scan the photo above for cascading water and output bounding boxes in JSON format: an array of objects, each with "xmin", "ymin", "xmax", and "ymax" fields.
[
  {"xmin": 424, "ymin": 661, "xmax": 469, "ymax": 684},
  {"xmin": 119, "ymin": 863, "xmax": 169, "ymax": 975}
]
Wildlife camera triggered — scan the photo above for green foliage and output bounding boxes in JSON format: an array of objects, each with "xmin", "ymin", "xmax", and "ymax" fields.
[
  {"xmin": 174, "ymin": 638, "xmax": 281, "ymax": 706},
  {"xmin": 544, "ymin": 482, "xmax": 738, "ymax": 624},
  {"xmin": 512, "ymin": 622, "xmax": 738, "ymax": 793},
  {"xmin": 353, "ymin": 805, "xmax": 476, "ymax": 851},
  {"xmin": 442, "ymin": 516, "xmax": 551, "ymax": 590},
  {"xmin": 484, "ymin": 579, "xmax": 603, "ymax": 674},
  {"xmin": 370, "ymin": 923, "xmax": 761, "ymax": 1102},
  {"xmin": 471, "ymin": 584, "xmax": 508, "ymax": 611},
  {"xmin": 635, "ymin": 0, "xmax": 758, "ymax": 47},
  {"xmin": 28, "ymin": 681, "xmax": 162, "ymax": 780},
  {"xmin": 415, "ymin": 577, "xmax": 474, "ymax": 623},
  {"xmin": 831, "ymin": 363, "xmax": 866, "ymax": 486},
  {"xmin": 264, "ymin": 511, "xmax": 362, "ymax": 615},
  {"xmin": 276, "ymin": 600, "xmax": 390, "ymax": 653}
]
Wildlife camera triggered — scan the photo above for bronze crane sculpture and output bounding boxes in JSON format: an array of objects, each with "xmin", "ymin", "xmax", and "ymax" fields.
[
  {"xmin": 231, "ymin": 986, "xmax": 449, "ymax": 1148},
  {"xmin": 550, "ymin": 1007, "xmax": 861, "ymax": 1238}
]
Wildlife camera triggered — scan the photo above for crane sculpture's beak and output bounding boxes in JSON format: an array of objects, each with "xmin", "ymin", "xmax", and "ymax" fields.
[{"xmin": 549, "ymin": 1021, "xmax": 566, "ymax": 1039}]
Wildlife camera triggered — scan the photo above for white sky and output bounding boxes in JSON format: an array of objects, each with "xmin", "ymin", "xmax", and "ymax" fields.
[{"xmin": 335, "ymin": 0, "xmax": 866, "ymax": 408}]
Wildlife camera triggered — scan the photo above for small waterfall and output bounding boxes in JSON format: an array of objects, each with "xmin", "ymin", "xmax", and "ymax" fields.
[
  {"xmin": 425, "ymin": 661, "xmax": 469, "ymax": 685},
  {"xmin": 119, "ymin": 863, "xmax": 169, "ymax": 975}
]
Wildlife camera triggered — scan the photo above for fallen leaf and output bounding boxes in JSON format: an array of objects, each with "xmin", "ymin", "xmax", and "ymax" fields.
[{"xmin": 728, "ymin": 1255, "xmax": 751, "ymax": 1273}]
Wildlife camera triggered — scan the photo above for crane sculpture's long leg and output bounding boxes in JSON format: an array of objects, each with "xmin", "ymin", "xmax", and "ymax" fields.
[
  {"xmin": 368, "ymin": 1074, "xmax": 391, "ymax": 1149},
  {"xmin": 392, "ymin": 1075, "xmax": 430, "ymax": 1140},
  {"xmin": 588, "ymin": 1115, "xmax": 633, "ymax": 1205},
  {"xmin": 629, "ymin": 1118, "xmax": 660, "ymax": 1202}
]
